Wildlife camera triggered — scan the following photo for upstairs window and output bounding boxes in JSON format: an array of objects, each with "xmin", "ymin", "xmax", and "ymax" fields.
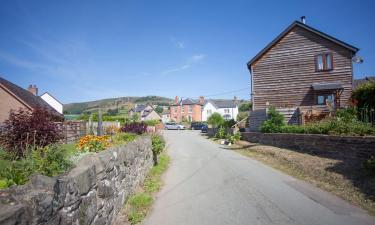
[
  {"xmin": 316, "ymin": 53, "xmax": 333, "ymax": 71},
  {"xmin": 188, "ymin": 105, "xmax": 193, "ymax": 113},
  {"xmin": 182, "ymin": 106, "xmax": 185, "ymax": 113}
]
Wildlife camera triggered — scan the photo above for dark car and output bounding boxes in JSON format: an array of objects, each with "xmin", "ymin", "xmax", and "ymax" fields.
[
  {"xmin": 191, "ymin": 122, "xmax": 207, "ymax": 130},
  {"xmin": 201, "ymin": 124, "xmax": 208, "ymax": 133}
]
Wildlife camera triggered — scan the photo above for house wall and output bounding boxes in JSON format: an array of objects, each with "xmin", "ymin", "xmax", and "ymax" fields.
[
  {"xmin": 40, "ymin": 93, "xmax": 63, "ymax": 114},
  {"xmin": 0, "ymin": 87, "xmax": 29, "ymax": 123},
  {"xmin": 170, "ymin": 105, "xmax": 181, "ymax": 122},
  {"xmin": 251, "ymin": 26, "xmax": 354, "ymax": 110},
  {"xmin": 170, "ymin": 104, "xmax": 203, "ymax": 122},
  {"xmin": 143, "ymin": 110, "xmax": 161, "ymax": 121},
  {"xmin": 202, "ymin": 102, "xmax": 239, "ymax": 121},
  {"xmin": 202, "ymin": 102, "xmax": 216, "ymax": 121}
]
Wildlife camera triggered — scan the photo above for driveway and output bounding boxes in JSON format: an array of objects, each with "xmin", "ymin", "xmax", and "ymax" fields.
[{"xmin": 144, "ymin": 130, "xmax": 374, "ymax": 225}]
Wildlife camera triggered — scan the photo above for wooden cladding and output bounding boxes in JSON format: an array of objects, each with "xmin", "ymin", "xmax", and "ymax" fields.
[{"xmin": 251, "ymin": 26, "xmax": 353, "ymax": 110}]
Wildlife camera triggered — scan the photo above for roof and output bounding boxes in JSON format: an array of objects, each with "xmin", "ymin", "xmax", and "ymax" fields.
[
  {"xmin": 353, "ymin": 76, "xmax": 375, "ymax": 90},
  {"xmin": 247, "ymin": 21, "xmax": 359, "ymax": 68},
  {"xmin": 40, "ymin": 92, "xmax": 64, "ymax": 106},
  {"xmin": 206, "ymin": 99, "xmax": 238, "ymax": 108},
  {"xmin": 171, "ymin": 98, "xmax": 203, "ymax": 106},
  {"xmin": 132, "ymin": 104, "xmax": 148, "ymax": 112},
  {"xmin": 0, "ymin": 77, "xmax": 62, "ymax": 116},
  {"xmin": 311, "ymin": 82, "xmax": 343, "ymax": 91}
]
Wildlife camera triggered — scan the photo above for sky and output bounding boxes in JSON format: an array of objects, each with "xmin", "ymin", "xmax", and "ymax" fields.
[{"xmin": 0, "ymin": 0, "xmax": 374, "ymax": 104}]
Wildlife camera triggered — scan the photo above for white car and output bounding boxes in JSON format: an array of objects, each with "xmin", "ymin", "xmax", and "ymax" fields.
[{"xmin": 164, "ymin": 122, "xmax": 185, "ymax": 130}]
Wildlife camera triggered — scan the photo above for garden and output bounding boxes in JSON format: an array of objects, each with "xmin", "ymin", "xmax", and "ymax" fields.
[
  {"xmin": 206, "ymin": 112, "xmax": 242, "ymax": 145},
  {"xmin": 0, "ymin": 107, "xmax": 165, "ymax": 190}
]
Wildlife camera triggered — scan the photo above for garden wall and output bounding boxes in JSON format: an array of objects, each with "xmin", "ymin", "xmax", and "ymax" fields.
[
  {"xmin": 0, "ymin": 136, "xmax": 153, "ymax": 225},
  {"xmin": 241, "ymin": 132, "xmax": 375, "ymax": 159}
]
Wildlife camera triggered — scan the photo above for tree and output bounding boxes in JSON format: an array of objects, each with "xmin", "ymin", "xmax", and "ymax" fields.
[
  {"xmin": 207, "ymin": 113, "xmax": 225, "ymax": 128},
  {"xmin": 131, "ymin": 112, "xmax": 140, "ymax": 122},
  {"xmin": 155, "ymin": 106, "xmax": 163, "ymax": 114},
  {"xmin": 352, "ymin": 81, "xmax": 375, "ymax": 109},
  {"xmin": 0, "ymin": 107, "xmax": 63, "ymax": 158},
  {"xmin": 239, "ymin": 102, "xmax": 252, "ymax": 112}
]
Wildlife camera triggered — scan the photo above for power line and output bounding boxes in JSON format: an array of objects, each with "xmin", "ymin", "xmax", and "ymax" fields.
[{"xmin": 181, "ymin": 87, "xmax": 249, "ymax": 99}]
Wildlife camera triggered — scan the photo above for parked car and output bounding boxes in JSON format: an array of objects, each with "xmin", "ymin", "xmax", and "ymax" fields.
[
  {"xmin": 190, "ymin": 122, "xmax": 207, "ymax": 130},
  {"xmin": 164, "ymin": 122, "xmax": 185, "ymax": 130},
  {"xmin": 201, "ymin": 124, "xmax": 208, "ymax": 133}
]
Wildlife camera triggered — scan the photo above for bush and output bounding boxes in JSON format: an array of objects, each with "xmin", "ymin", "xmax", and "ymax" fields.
[
  {"xmin": 113, "ymin": 133, "xmax": 137, "ymax": 145},
  {"xmin": 352, "ymin": 80, "xmax": 375, "ymax": 109},
  {"xmin": 0, "ymin": 107, "xmax": 63, "ymax": 158},
  {"xmin": 223, "ymin": 119, "xmax": 236, "ymax": 128},
  {"xmin": 145, "ymin": 120, "xmax": 160, "ymax": 127},
  {"xmin": 151, "ymin": 135, "xmax": 165, "ymax": 155},
  {"xmin": 260, "ymin": 106, "xmax": 285, "ymax": 133},
  {"xmin": 215, "ymin": 127, "xmax": 226, "ymax": 139},
  {"xmin": 207, "ymin": 113, "xmax": 224, "ymax": 128},
  {"xmin": 239, "ymin": 102, "xmax": 252, "ymax": 112},
  {"xmin": 336, "ymin": 108, "xmax": 358, "ymax": 123},
  {"xmin": 228, "ymin": 132, "xmax": 241, "ymax": 144},
  {"xmin": 77, "ymin": 135, "xmax": 110, "ymax": 152},
  {"xmin": 0, "ymin": 144, "xmax": 73, "ymax": 189},
  {"xmin": 120, "ymin": 122, "xmax": 147, "ymax": 134}
]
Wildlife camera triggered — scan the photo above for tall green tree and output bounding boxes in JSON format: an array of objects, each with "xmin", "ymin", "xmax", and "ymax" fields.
[{"xmin": 207, "ymin": 113, "xmax": 225, "ymax": 128}]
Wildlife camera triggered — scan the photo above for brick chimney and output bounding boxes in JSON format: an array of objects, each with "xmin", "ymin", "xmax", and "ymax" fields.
[
  {"xmin": 199, "ymin": 96, "xmax": 205, "ymax": 104},
  {"xmin": 175, "ymin": 96, "xmax": 179, "ymax": 104},
  {"xmin": 28, "ymin": 85, "xmax": 38, "ymax": 96}
]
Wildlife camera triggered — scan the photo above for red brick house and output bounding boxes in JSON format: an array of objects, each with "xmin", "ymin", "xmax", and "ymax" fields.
[{"xmin": 170, "ymin": 96, "xmax": 204, "ymax": 122}]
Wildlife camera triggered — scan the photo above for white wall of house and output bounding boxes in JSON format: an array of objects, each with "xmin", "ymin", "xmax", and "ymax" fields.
[
  {"xmin": 217, "ymin": 107, "xmax": 238, "ymax": 121},
  {"xmin": 202, "ymin": 101, "xmax": 239, "ymax": 121},
  {"xmin": 202, "ymin": 102, "xmax": 217, "ymax": 121},
  {"xmin": 40, "ymin": 93, "xmax": 63, "ymax": 114}
]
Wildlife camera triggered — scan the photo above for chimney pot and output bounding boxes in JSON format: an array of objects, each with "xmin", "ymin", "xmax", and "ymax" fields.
[
  {"xmin": 175, "ymin": 96, "xmax": 179, "ymax": 103},
  {"xmin": 301, "ymin": 16, "xmax": 306, "ymax": 24},
  {"xmin": 27, "ymin": 84, "xmax": 38, "ymax": 96},
  {"xmin": 199, "ymin": 96, "xmax": 204, "ymax": 104}
]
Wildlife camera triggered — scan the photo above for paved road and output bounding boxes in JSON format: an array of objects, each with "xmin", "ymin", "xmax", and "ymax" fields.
[{"xmin": 144, "ymin": 130, "xmax": 374, "ymax": 225}]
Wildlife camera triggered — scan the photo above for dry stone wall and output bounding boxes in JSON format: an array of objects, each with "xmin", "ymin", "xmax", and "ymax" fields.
[{"xmin": 0, "ymin": 136, "xmax": 153, "ymax": 225}]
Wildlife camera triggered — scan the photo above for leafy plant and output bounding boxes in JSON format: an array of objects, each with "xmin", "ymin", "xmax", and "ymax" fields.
[
  {"xmin": 336, "ymin": 108, "xmax": 358, "ymax": 123},
  {"xmin": 77, "ymin": 135, "xmax": 110, "ymax": 152},
  {"xmin": 151, "ymin": 135, "xmax": 165, "ymax": 155},
  {"xmin": 215, "ymin": 127, "xmax": 226, "ymax": 139},
  {"xmin": 113, "ymin": 133, "xmax": 137, "ymax": 145},
  {"xmin": 223, "ymin": 119, "xmax": 236, "ymax": 128},
  {"xmin": 0, "ymin": 107, "xmax": 63, "ymax": 158},
  {"xmin": 260, "ymin": 106, "xmax": 285, "ymax": 133},
  {"xmin": 228, "ymin": 132, "xmax": 241, "ymax": 144},
  {"xmin": 352, "ymin": 80, "xmax": 375, "ymax": 109},
  {"xmin": 120, "ymin": 122, "xmax": 147, "ymax": 134},
  {"xmin": 239, "ymin": 102, "xmax": 252, "ymax": 112},
  {"xmin": 207, "ymin": 112, "xmax": 224, "ymax": 128},
  {"xmin": 144, "ymin": 119, "xmax": 160, "ymax": 127}
]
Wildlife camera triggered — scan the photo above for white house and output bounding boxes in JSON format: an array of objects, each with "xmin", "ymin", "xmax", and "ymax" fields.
[
  {"xmin": 40, "ymin": 92, "xmax": 63, "ymax": 114},
  {"xmin": 202, "ymin": 99, "xmax": 238, "ymax": 121}
]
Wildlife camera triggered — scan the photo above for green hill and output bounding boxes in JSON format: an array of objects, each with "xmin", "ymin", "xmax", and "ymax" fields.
[{"xmin": 64, "ymin": 96, "xmax": 173, "ymax": 114}]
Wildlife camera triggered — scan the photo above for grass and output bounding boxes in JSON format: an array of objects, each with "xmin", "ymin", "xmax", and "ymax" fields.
[
  {"xmin": 232, "ymin": 142, "xmax": 375, "ymax": 214},
  {"xmin": 126, "ymin": 153, "xmax": 170, "ymax": 224}
]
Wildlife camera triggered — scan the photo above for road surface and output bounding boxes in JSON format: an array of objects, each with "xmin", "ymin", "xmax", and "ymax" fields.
[{"xmin": 144, "ymin": 130, "xmax": 374, "ymax": 225}]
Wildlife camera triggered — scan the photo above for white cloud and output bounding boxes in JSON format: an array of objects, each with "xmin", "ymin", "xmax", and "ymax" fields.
[{"xmin": 162, "ymin": 54, "xmax": 206, "ymax": 75}]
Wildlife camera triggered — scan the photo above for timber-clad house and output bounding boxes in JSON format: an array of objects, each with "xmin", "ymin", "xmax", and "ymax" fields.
[{"xmin": 247, "ymin": 18, "xmax": 359, "ymax": 131}]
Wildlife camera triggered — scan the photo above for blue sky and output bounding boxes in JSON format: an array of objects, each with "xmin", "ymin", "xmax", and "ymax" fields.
[{"xmin": 0, "ymin": 0, "xmax": 374, "ymax": 103}]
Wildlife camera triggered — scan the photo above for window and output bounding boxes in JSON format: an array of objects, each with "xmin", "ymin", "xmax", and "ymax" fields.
[
  {"xmin": 174, "ymin": 107, "xmax": 177, "ymax": 113},
  {"xmin": 317, "ymin": 94, "xmax": 334, "ymax": 105},
  {"xmin": 207, "ymin": 109, "xmax": 212, "ymax": 115},
  {"xmin": 316, "ymin": 53, "xmax": 333, "ymax": 71},
  {"xmin": 224, "ymin": 109, "xmax": 230, "ymax": 114},
  {"xmin": 182, "ymin": 106, "xmax": 185, "ymax": 113},
  {"xmin": 188, "ymin": 105, "xmax": 192, "ymax": 113}
]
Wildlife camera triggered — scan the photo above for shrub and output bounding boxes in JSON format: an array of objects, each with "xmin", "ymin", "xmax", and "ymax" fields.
[
  {"xmin": 223, "ymin": 119, "xmax": 236, "ymax": 128},
  {"xmin": 113, "ymin": 133, "xmax": 137, "ymax": 145},
  {"xmin": 77, "ymin": 135, "xmax": 110, "ymax": 152},
  {"xmin": 260, "ymin": 106, "xmax": 285, "ymax": 133},
  {"xmin": 352, "ymin": 80, "xmax": 375, "ymax": 109},
  {"xmin": 228, "ymin": 132, "xmax": 241, "ymax": 144},
  {"xmin": 151, "ymin": 134, "xmax": 165, "ymax": 165},
  {"xmin": 0, "ymin": 144, "xmax": 73, "ymax": 189},
  {"xmin": 336, "ymin": 108, "xmax": 358, "ymax": 123},
  {"xmin": 207, "ymin": 113, "xmax": 224, "ymax": 128},
  {"xmin": 0, "ymin": 107, "xmax": 63, "ymax": 158},
  {"xmin": 215, "ymin": 127, "xmax": 226, "ymax": 139},
  {"xmin": 120, "ymin": 122, "xmax": 147, "ymax": 134},
  {"xmin": 145, "ymin": 120, "xmax": 160, "ymax": 127},
  {"xmin": 239, "ymin": 102, "xmax": 252, "ymax": 112}
]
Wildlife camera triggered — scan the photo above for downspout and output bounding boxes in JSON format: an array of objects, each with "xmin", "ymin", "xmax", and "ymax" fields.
[{"xmin": 250, "ymin": 65, "xmax": 255, "ymax": 111}]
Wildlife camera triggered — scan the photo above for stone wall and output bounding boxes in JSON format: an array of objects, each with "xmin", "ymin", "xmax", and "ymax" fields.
[
  {"xmin": 241, "ymin": 132, "xmax": 375, "ymax": 159},
  {"xmin": 0, "ymin": 136, "xmax": 153, "ymax": 225}
]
